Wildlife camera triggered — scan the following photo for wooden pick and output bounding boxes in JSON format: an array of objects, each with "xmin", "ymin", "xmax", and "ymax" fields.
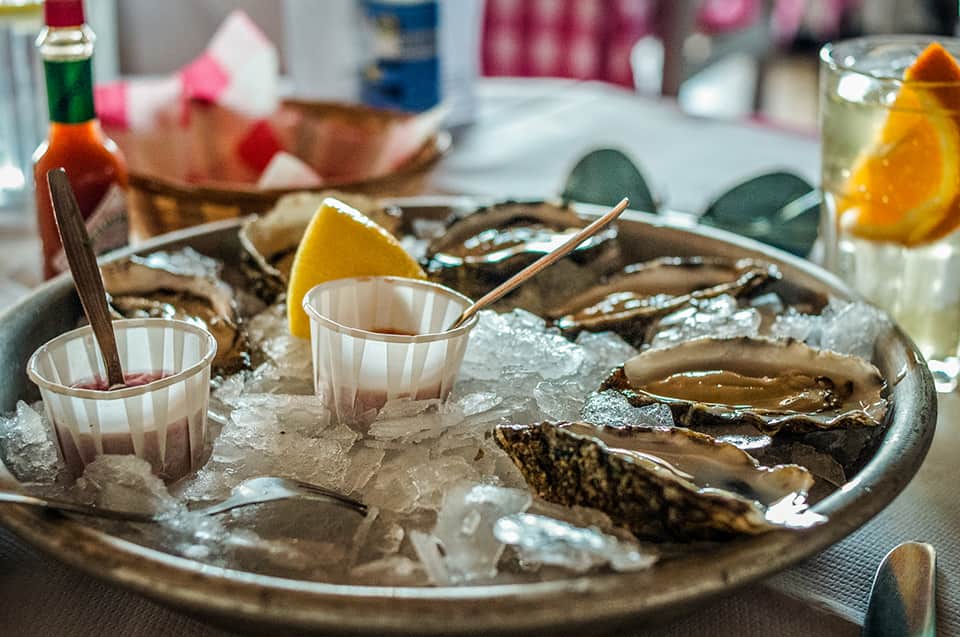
[
  {"xmin": 449, "ymin": 197, "xmax": 630, "ymax": 330},
  {"xmin": 47, "ymin": 168, "xmax": 126, "ymax": 389}
]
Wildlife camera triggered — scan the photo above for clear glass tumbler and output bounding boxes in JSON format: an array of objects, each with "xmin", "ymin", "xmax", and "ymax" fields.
[
  {"xmin": 820, "ymin": 36, "xmax": 960, "ymax": 390},
  {"xmin": 0, "ymin": 1, "xmax": 45, "ymax": 215}
]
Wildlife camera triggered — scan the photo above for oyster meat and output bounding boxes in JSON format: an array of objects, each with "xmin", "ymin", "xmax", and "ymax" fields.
[
  {"xmin": 101, "ymin": 248, "xmax": 246, "ymax": 373},
  {"xmin": 601, "ymin": 336, "xmax": 888, "ymax": 435},
  {"xmin": 239, "ymin": 191, "xmax": 403, "ymax": 301},
  {"xmin": 550, "ymin": 257, "xmax": 779, "ymax": 344},
  {"xmin": 495, "ymin": 421, "xmax": 824, "ymax": 541},
  {"xmin": 425, "ymin": 200, "xmax": 620, "ymax": 301}
]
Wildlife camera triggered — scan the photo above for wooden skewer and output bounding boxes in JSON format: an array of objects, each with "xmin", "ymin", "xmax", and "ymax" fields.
[
  {"xmin": 48, "ymin": 168, "xmax": 126, "ymax": 389},
  {"xmin": 448, "ymin": 197, "xmax": 630, "ymax": 330}
]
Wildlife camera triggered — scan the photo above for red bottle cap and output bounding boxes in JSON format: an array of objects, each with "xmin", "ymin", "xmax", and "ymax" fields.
[{"xmin": 44, "ymin": 0, "xmax": 85, "ymax": 27}]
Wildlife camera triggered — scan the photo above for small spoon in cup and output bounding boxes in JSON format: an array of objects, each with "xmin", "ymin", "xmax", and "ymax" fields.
[
  {"xmin": 448, "ymin": 197, "xmax": 630, "ymax": 330},
  {"xmin": 47, "ymin": 168, "xmax": 126, "ymax": 389}
]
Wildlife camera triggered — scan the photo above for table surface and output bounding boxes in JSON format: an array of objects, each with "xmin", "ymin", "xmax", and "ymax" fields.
[{"xmin": 1, "ymin": 78, "xmax": 954, "ymax": 637}]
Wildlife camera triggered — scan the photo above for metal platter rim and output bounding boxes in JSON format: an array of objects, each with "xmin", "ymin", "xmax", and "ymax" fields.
[{"xmin": 0, "ymin": 199, "xmax": 937, "ymax": 635}]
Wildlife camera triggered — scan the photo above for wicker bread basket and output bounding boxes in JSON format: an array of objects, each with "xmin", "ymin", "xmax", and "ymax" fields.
[{"xmin": 106, "ymin": 100, "xmax": 450, "ymax": 241}]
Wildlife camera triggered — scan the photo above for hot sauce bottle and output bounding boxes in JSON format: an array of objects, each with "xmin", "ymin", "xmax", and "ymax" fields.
[{"xmin": 33, "ymin": 0, "xmax": 126, "ymax": 279}]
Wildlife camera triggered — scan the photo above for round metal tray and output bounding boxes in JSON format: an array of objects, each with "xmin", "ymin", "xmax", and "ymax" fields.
[{"xmin": 0, "ymin": 199, "xmax": 937, "ymax": 636}]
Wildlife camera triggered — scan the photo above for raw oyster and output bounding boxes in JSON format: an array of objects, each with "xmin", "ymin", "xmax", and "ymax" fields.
[
  {"xmin": 425, "ymin": 200, "xmax": 620, "ymax": 300},
  {"xmin": 601, "ymin": 336, "xmax": 888, "ymax": 435},
  {"xmin": 239, "ymin": 191, "xmax": 403, "ymax": 301},
  {"xmin": 101, "ymin": 248, "xmax": 246, "ymax": 372},
  {"xmin": 550, "ymin": 257, "xmax": 779, "ymax": 344},
  {"xmin": 495, "ymin": 421, "xmax": 823, "ymax": 541}
]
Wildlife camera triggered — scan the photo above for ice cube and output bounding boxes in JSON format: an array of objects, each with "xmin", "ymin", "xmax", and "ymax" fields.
[
  {"xmin": 771, "ymin": 306, "xmax": 818, "ymax": 343},
  {"xmin": 351, "ymin": 556, "xmax": 425, "ymax": 585},
  {"xmin": 72, "ymin": 455, "xmax": 178, "ymax": 515},
  {"xmin": 0, "ymin": 401, "xmax": 63, "ymax": 483},
  {"xmin": 408, "ymin": 456, "xmax": 480, "ymax": 511},
  {"xmin": 575, "ymin": 330, "xmax": 638, "ymax": 375},
  {"xmin": 409, "ymin": 530, "xmax": 450, "ymax": 585},
  {"xmin": 771, "ymin": 298, "xmax": 890, "ymax": 360},
  {"xmin": 819, "ymin": 298, "xmax": 891, "ymax": 360},
  {"xmin": 494, "ymin": 513, "xmax": 657, "ymax": 573},
  {"xmin": 650, "ymin": 295, "xmax": 760, "ymax": 347},
  {"xmin": 368, "ymin": 399, "xmax": 447, "ymax": 441},
  {"xmin": 533, "ymin": 380, "xmax": 585, "ymax": 421},
  {"xmin": 461, "ymin": 310, "xmax": 585, "ymax": 381},
  {"xmin": 429, "ymin": 482, "xmax": 532, "ymax": 583},
  {"xmin": 580, "ymin": 391, "xmax": 674, "ymax": 427}
]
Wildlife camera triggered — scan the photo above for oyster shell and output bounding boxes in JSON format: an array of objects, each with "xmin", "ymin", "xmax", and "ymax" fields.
[
  {"xmin": 101, "ymin": 248, "xmax": 247, "ymax": 373},
  {"xmin": 550, "ymin": 257, "xmax": 779, "ymax": 344},
  {"xmin": 601, "ymin": 336, "xmax": 888, "ymax": 435},
  {"xmin": 239, "ymin": 191, "xmax": 403, "ymax": 301},
  {"xmin": 425, "ymin": 200, "xmax": 620, "ymax": 300},
  {"xmin": 495, "ymin": 421, "xmax": 824, "ymax": 541}
]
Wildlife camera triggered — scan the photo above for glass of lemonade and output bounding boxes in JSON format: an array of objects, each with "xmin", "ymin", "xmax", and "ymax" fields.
[{"xmin": 820, "ymin": 36, "xmax": 960, "ymax": 390}]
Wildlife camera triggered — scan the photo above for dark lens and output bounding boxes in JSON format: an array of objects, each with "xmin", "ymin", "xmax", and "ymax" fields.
[{"xmin": 562, "ymin": 148, "xmax": 657, "ymax": 213}]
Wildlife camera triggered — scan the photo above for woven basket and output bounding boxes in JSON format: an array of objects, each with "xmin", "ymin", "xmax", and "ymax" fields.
[{"xmin": 111, "ymin": 101, "xmax": 450, "ymax": 241}]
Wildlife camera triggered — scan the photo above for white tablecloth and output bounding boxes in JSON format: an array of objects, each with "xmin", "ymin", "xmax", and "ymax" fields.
[{"xmin": 4, "ymin": 78, "xmax": 949, "ymax": 636}]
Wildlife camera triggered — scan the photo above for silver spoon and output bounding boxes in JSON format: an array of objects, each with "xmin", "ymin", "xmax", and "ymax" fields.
[
  {"xmin": 0, "ymin": 476, "xmax": 367, "ymax": 523},
  {"xmin": 47, "ymin": 168, "xmax": 125, "ymax": 389},
  {"xmin": 449, "ymin": 197, "xmax": 629, "ymax": 329}
]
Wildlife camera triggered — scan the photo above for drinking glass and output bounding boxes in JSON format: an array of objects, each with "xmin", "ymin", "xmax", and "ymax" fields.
[
  {"xmin": 0, "ymin": 0, "xmax": 45, "ymax": 215},
  {"xmin": 820, "ymin": 36, "xmax": 960, "ymax": 390}
]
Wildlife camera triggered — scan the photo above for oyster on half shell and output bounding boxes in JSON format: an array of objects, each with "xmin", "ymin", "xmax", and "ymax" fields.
[
  {"xmin": 495, "ymin": 422, "xmax": 824, "ymax": 541},
  {"xmin": 425, "ymin": 200, "xmax": 620, "ymax": 300},
  {"xmin": 239, "ymin": 191, "xmax": 403, "ymax": 301},
  {"xmin": 101, "ymin": 248, "xmax": 247, "ymax": 373},
  {"xmin": 601, "ymin": 336, "xmax": 888, "ymax": 436},
  {"xmin": 549, "ymin": 257, "xmax": 779, "ymax": 344}
]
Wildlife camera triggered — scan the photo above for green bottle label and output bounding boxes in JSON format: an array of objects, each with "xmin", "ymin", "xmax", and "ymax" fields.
[{"xmin": 44, "ymin": 58, "xmax": 95, "ymax": 124}]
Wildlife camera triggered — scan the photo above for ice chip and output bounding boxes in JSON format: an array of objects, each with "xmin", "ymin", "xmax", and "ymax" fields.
[
  {"xmin": 0, "ymin": 401, "xmax": 63, "ymax": 483},
  {"xmin": 431, "ymin": 482, "xmax": 532, "ymax": 583},
  {"xmin": 819, "ymin": 298, "xmax": 891, "ymax": 360},
  {"xmin": 409, "ymin": 530, "xmax": 450, "ymax": 585},
  {"xmin": 580, "ymin": 391, "xmax": 674, "ymax": 427},
  {"xmin": 771, "ymin": 298, "xmax": 890, "ymax": 360},
  {"xmin": 576, "ymin": 330, "xmax": 638, "ymax": 375},
  {"xmin": 461, "ymin": 310, "xmax": 585, "ymax": 381},
  {"xmin": 73, "ymin": 455, "xmax": 178, "ymax": 515},
  {"xmin": 650, "ymin": 295, "xmax": 760, "ymax": 347},
  {"xmin": 533, "ymin": 380, "xmax": 585, "ymax": 421},
  {"xmin": 771, "ymin": 306, "xmax": 819, "ymax": 343},
  {"xmin": 494, "ymin": 513, "xmax": 657, "ymax": 573}
]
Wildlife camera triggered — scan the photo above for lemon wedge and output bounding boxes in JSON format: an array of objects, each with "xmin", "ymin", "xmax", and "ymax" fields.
[{"xmin": 286, "ymin": 197, "xmax": 426, "ymax": 338}]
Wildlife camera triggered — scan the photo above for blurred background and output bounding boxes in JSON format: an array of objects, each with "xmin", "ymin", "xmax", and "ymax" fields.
[{"xmin": 101, "ymin": 0, "xmax": 959, "ymax": 131}]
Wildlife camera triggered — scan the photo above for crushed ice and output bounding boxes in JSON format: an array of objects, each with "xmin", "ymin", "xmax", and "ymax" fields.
[
  {"xmin": 772, "ymin": 298, "xmax": 891, "ymax": 360},
  {"xmin": 649, "ymin": 294, "xmax": 760, "ymax": 347},
  {"xmin": 0, "ymin": 297, "xmax": 887, "ymax": 585},
  {"xmin": 494, "ymin": 513, "xmax": 657, "ymax": 573}
]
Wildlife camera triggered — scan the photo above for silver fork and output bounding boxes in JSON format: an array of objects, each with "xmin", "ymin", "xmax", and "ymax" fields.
[{"xmin": 0, "ymin": 476, "xmax": 367, "ymax": 523}]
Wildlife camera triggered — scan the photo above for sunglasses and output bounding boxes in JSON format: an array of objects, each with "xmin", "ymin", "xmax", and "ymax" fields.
[{"xmin": 563, "ymin": 149, "xmax": 820, "ymax": 258}]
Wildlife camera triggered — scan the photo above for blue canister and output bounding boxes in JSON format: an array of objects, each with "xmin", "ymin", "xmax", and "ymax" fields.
[{"xmin": 360, "ymin": 0, "xmax": 439, "ymax": 112}]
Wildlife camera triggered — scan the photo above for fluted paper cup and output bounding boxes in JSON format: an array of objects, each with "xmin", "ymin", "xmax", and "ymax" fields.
[
  {"xmin": 27, "ymin": 318, "xmax": 217, "ymax": 481},
  {"xmin": 303, "ymin": 276, "xmax": 477, "ymax": 426}
]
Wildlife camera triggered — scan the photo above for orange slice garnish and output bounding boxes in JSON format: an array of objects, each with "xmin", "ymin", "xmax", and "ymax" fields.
[{"xmin": 839, "ymin": 42, "xmax": 960, "ymax": 246}]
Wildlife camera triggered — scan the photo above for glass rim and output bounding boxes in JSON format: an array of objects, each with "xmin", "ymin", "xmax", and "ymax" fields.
[
  {"xmin": 302, "ymin": 276, "xmax": 479, "ymax": 344},
  {"xmin": 27, "ymin": 318, "xmax": 218, "ymax": 400},
  {"xmin": 820, "ymin": 35, "xmax": 960, "ymax": 86}
]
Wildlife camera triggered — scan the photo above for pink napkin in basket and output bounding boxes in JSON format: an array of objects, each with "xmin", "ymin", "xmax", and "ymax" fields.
[
  {"xmin": 94, "ymin": 9, "xmax": 444, "ymax": 190},
  {"xmin": 95, "ymin": 10, "xmax": 278, "ymax": 129}
]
